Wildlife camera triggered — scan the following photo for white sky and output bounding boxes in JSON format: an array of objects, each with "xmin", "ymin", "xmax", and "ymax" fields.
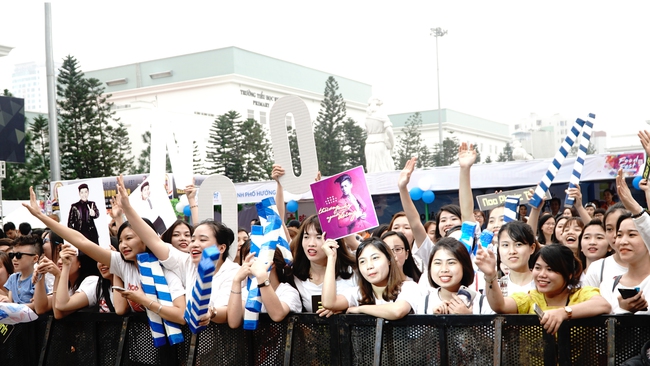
[{"xmin": 2, "ymin": 1, "xmax": 649, "ymax": 138}]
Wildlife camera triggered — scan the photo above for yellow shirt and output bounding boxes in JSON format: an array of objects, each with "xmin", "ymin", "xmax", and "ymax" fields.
[{"xmin": 511, "ymin": 286, "xmax": 601, "ymax": 314}]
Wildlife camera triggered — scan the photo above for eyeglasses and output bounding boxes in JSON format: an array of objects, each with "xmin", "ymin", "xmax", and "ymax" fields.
[
  {"xmin": 9, "ymin": 252, "xmax": 37, "ymax": 260},
  {"xmin": 391, "ymin": 247, "xmax": 405, "ymax": 255}
]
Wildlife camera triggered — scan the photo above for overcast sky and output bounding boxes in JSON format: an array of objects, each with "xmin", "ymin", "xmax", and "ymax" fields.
[{"xmin": 2, "ymin": 1, "xmax": 649, "ymax": 139}]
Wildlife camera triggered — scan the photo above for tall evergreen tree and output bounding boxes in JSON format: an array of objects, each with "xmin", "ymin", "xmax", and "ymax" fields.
[
  {"xmin": 432, "ymin": 135, "xmax": 461, "ymax": 166},
  {"xmin": 192, "ymin": 140, "xmax": 206, "ymax": 175},
  {"xmin": 473, "ymin": 142, "xmax": 482, "ymax": 163},
  {"xmin": 240, "ymin": 118, "xmax": 272, "ymax": 182},
  {"xmin": 497, "ymin": 142, "xmax": 515, "ymax": 162},
  {"xmin": 57, "ymin": 55, "xmax": 131, "ymax": 178},
  {"xmin": 314, "ymin": 76, "xmax": 346, "ymax": 176},
  {"xmin": 205, "ymin": 111, "xmax": 245, "ymax": 181},
  {"xmin": 394, "ymin": 112, "xmax": 428, "ymax": 169},
  {"xmin": 25, "ymin": 115, "xmax": 51, "ymax": 188},
  {"xmin": 341, "ymin": 118, "xmax": 367, "ymax": 170},
  {"xmin": 131, "ymin": 131, "xmax": 171, "ymax": 174},
  {"xmin": 286, "ymin": 126, "xmax": 301, "ymax": 176}
]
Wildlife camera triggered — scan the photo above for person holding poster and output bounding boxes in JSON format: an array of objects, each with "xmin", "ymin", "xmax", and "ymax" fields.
[
  {"xmin": 67, "ymin": 184, "xmax": 100, "ymax": 245},
  {"xmin": 335, "ymin": 174, "xmax": 369, "ymax": 235}
]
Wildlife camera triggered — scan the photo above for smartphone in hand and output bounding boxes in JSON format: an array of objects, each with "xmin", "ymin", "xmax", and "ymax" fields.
[
  {"xmin": 618, "ymin": 287, "xmax": 639, "ymax": 299},
  {"xmin": 111, "ymin": 286, "xmax": 127, "ymax": 292},
  {"xmin": 533, "ymin": 303, "xmax": 544, "ymax": 319}
]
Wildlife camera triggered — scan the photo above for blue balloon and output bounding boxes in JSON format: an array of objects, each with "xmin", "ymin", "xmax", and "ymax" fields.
[
  {"xmin": 183, "ymin": 205, "xmax": 191, "ymax": 217},
  {"xmin": 633, "ymin": 176, "xmax": 643, "ymax": 190},
  {"xmin": 286, "ymin": 200, "xmax": 299, "ymax": 213},
  {"xmin": 422, "ymin": 190, "xmax": 436, "ymax": 204},
  {"xmin": 409, "ymin": 187, "xmax": 423, "ymax": 201}
]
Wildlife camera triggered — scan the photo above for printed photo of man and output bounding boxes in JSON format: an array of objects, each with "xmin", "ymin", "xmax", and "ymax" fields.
[
  {"xmin": 335, "ymin": 174, "xmax": 368, "ymax": 234},
  {"xmin": 67, "ymin": 183, "xmax": 100, "ymax": 245}
]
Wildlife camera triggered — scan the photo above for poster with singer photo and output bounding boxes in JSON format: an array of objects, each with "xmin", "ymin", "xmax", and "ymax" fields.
[{"xmin": 310, "ymin": 166, "xmax": 378, "ymax": 240}]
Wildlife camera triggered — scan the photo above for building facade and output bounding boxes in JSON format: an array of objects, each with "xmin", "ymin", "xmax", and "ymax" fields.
[
  {"xmin": 389, "ymin": 109, "xmax": 512, "ymax": 163},
  {"xmin": 84, "ymin": 47, "xmax": 372, "ymax": 165},
  {"xmin": 11, "ymin": 61, "xmax": 60, "ymax": 112}
]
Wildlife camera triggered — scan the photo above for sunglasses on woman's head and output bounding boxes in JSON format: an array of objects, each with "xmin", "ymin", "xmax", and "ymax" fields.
[{"xmin": 9, "ymin": 252, "xmax": 37, "ymax": 260}]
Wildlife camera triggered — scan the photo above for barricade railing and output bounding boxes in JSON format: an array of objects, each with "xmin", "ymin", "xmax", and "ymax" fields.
[{"xmin": 1, "ymin": 313, "xmax": 648, "ymax": 366}]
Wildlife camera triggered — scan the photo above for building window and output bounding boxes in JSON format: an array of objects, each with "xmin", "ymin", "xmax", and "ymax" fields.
[
  {"xmin": 260, "ymin": 111, "xmax": 267, "ymax": 126},
  {"xmin": 247, "ymin": 109, "xmax": 255, "ymax": 120}
]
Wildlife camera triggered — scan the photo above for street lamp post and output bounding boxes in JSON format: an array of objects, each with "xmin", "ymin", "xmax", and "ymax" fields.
[{"xmin": 431, "ymin": 27, "xmax": 447, "ymax": 163}]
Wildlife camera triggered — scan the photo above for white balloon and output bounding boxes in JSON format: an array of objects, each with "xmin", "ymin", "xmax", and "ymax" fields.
[
  {"xmin": 179, "ymin": 194, "xmax": 189, "ymax": 206},
  {"xmin": 175, "ymin": 201, "xmax": 186, "ymax": 212},
  {"xmin": 418, "ymin": 176, "xmax": 433, "ymax": 191}
]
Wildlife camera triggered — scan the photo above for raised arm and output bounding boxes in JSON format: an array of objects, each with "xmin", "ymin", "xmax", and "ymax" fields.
[
  {"xmin": 32, "ymin": 256, "xmax": 59, "ymax": 314},
  {"xmin": 458, "ymin": 142, "xmax": 477, "ymax": 222},
  {"xmin": 321, "ymin": 238, "xmax": 349, "ymax": 311},
  {"xmin": 109, "ymin": 195, "xmax": 124, "ymax": 230},
  {"xmin": 24, "ymin": 187, "xmax": 112, "ymax": 267},
  {"xmin": 185, "ymin": 178, "xmax": 199, "ymax": 226},
  {"xmin": 227, "ymin": 253, "xmax": 253, "ymax": 328},
  {"xmin": 525, "ymin": 188, "xmax": 543, "ymax": 235},
  {"xmin": 250, "ymin": 255, "xmax": 291, "ymax": 322},
  {"xmin": 397, "ymin": 158, "xmax": 428, "ymax": 248},
  {"xmin": 474, "ymin": 245, "xmax": 518, "ymax": 314},
  {"xmin": 116, "ymin": 175, "xmax": 170, "ymax": 261},
  {"xmin": 54, "ymin": 245, "xmax": 90, "ymax": 318},
  {"xmin": 566, "ymin": 184, "xmax": 592, "ymax": 224},
  {"xmin": 616, "ymin": 169, "xmax": 644, "ymax": 215},
  {"xmin": 272, "ymin": 164, "xmax": 292, "ymax": 240}
]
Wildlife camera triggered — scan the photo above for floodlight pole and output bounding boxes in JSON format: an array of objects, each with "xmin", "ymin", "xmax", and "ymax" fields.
[
  {"xmin": 45, "ymin": 3, "xmax": 60, "ymax": 181},
  {"xmin": 431, "ymin": 27, "xmax": 447, "ymax": 162}
]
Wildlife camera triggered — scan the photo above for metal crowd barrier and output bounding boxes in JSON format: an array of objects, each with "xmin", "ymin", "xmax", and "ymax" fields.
[{"xmin": 1, "ymin": 312, "xmax": 649, "ymax": 366}]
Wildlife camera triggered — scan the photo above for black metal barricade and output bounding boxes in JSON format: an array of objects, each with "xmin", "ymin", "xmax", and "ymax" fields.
[{"xmin": 2, "ymin": 313, "xmax": 650, "ymax": 366}]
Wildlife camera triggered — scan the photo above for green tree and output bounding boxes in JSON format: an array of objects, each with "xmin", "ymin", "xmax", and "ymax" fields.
[
  {"xmin": 131, "ymin": 131, "xmax": 172, "ymax": 174},
  {"xmin": 314, "ymin": 76, "xmax": 346, "ymax": 176},
  {"xmin": 473, "ymin": 142, "xmax": 481, "ymax": 163},
  {"xmin": 485, "ymin": 155, "xmax": 493, "ymax": 164},
  {"xmin": 192, "ymin": 140, "xmax": 206, "ymax": 175},
  {"xmin": 205, "ymin": 111, "xmax": 245, "ymax": 181},
  {"xmin": 240, "ymin": 118, "xmax": 272, "ymax": 182},
  {"xmin": 341, "ymin": 118, "xmax": 367, "ymax": 170},
  {"xmin": 497, "ymin": 142, "xmax": 514, "ymax": 162},
  {"xmin": 286, "ymin": 126, "xmax": 301, "ymax": 176},
  {"xmin": 393, "ymin": 112, "xmax": 428, "ymax": 169},
  {"xmin": 57, "ymin": 55, "xmax": 130, "ymax": 179},
  {"xmin": 432, "ymin": 135, "xmax": 461, "ymax": 166}
]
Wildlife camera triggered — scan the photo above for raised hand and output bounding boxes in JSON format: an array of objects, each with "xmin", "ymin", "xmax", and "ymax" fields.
[
  {"xmin": 321, "ymin": 233, "xmax": 338, "ymax": 260},
  {"xmin": 24, "ymin": 186, "xmax": 43, "ymax": 217},
  {"xmin": 233, "ymin": 253, "xmax": 255, "ymax": 282},
  {"xmin": 639, "ymin": 130, "xmax": 650, "ymax": 155},
  {"xmin": 184, "ymin": 179, "xmax": 197, "ymax": 201},
  {"xmin": 474, "ymin": 245, "xmax": 497, "ymax": 278},
  {"xmin": 271, "ymin": 164, "xmax": 285, "ymax": 182},
  {"xmin": 59, "ymin": 244, "xmax": 77, "ymax": 266},
  {"xmin": 458, "ymin": 142, "xmax": 477, "ymax": 168},
  {"xmin": 398, "ymin": 157, "xmax": 417, "ymax": 190},
  {"xmin": 116, "ymin": 175, "xmax": 133, "ymax": 210}
]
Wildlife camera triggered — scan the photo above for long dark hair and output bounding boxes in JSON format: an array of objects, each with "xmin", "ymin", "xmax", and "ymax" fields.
[
  {"xmin": 551, "ymin": 215, "xmax": 569, "ymax": 243},
  {"xmin": 380, "ymin": 231, "xmax": 421, "ymax": 282},
  {"xmin": 427, "ymin": 237, "xmax": 474, "ymax": 289},
  {"xmin": 356, "ymin": 238, "xmax": 404, "ymax": 305},
  {"xmin": 435, "ymin": 205, "xmax": 462, "ymax": 240},
  {"xmin": 292, "ymin": 215, "xmax": 355, "ymax": 281},
  {"xmin": 160, "ymin": 220, "xmax": 194, "ymax": 245},
  {"xmin": 537, "ymin": 213, "xmax": 554, "ymax": 244},
  {"xmin": 116, "ymin": 219, "xmax": 155, "ymax": 263},
  {"xmin": 70, "ymin": 253, "xmax": 99, "ymax": 293}
]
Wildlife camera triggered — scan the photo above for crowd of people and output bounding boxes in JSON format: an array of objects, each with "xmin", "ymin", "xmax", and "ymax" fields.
[{"xmin": 2, "ymin": 131, "xmax": 650, "ymax": 361}]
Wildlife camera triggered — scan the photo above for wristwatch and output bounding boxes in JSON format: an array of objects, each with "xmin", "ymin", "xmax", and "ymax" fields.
[
  {"xmin": 564, "ymin": 306, "xmax": 573, "ymax": 319},
  {"xmin": 258, "ymin": 278, "xmax": 270, "ymax": 288}
]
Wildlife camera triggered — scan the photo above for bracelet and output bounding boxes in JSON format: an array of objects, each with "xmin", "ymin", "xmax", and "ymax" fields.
[
  {"xmin": 210, "ymin": 307, "xmax": 218, "ymax": 320},
  {"xmin": 155, "ymin": 303, "xmax": 163, "ymax": 314},
  {"xmin": 147, "ymin": 300, "xmax": 155, "ymax": 309},
  {"xmin": 632, "ymin": 210, "xmax": 646, "ymax": 219},
  {"xmin": 231, "ymin": 290, "xmax": 242, "ymax": 294},
  {"xmin": 484, "ymin": 275, "xmax": 497, "ymax": 289},
  {"xmin": 190, "ymin": 205, "xmax": 198, "ymax": 208},
  {"xmin": 52, "ymin": 291, "xmax": 57, "ymax": 294}
]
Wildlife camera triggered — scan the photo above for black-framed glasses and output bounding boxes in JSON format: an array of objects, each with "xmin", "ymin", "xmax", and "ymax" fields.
[
  {"xmin": 391, "ymin": 247, "xmax": 405, "ymax": 254},
  {"xmin": 9, "ymin": 252, "xmax": 37, "ymax": 260}
]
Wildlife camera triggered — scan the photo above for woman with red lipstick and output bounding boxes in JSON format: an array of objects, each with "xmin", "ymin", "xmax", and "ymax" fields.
[
  {"xmin": 24, "ymin": 187, "xmax": 187, "ymax": 324},
  {"xmin": 476, "ymin": 243, "xmax": 610, "ymax": 334},
  {"xmin": 578, "ymin": 220, "xmax": 610, "ymax": 273},
  {"xmin": 161, "ymin": 220, "xmax": 194, "ymax": 253},
  {"xmin": 292, "ymin": 215, "xmax": 357, "ymax": 314},
  {"xmin": 321, "ymin": 238, "xmax": 421, "ymax": 320}
]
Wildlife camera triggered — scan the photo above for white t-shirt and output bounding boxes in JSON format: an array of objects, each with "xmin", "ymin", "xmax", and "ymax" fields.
[
  {"xmin": 80, "ymin": 276, "xmax": 114, "ymax": 312},
  {"xmin": 159, "ymin": 246, "xmax": 243, "ymax": 307},
  {"xmin": 601, "ymin": 273, "xmax": 650, "ymax": 314},
  {"xmin": 343, "ymin": 280, "xmax": 423, "ymax": 312},
  {"xmin": 76, "ymin": 275, "xmax": 99, "ymax": 306},
  {"xmin": 506, "ymin": 274, "xmax": 535, "ymax": 296},
  {"xmin": 109, "ymin": 251, "xmax": 185, "ymax": 312},
  {"xmin": 294, "ymin": 274, "xmax": 357, "ymax": 312},
  {"xmin": 582, "ymin": 256, "xmax": 628, "ymax": 288},
  {"xmin": 416, "ymin": 286, "xmax": 483, "ymax": 314},
  {"xmin": 241, "ymin": 282, "xmax": 302, "ymax": 314},
  {"xmin": 412, "ymin": 237, "xmax": 434, "ymax": 273}
]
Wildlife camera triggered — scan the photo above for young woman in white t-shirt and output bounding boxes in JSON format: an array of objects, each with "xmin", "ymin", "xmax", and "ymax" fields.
[
  {"xmin": 227, "ymin": 246, "xmax": 301, "ymax": 327},
  {"xmin": 322, "ymin": 238, "xmax": 421, "ymax": 319},
  {"xmin": 115, "ymin": 176, "xmax": 238, "ymax": 325},
  {"xmin": 495, "ymin": 221, "xmax": 538, "ymax": 297},
  {"xmin": 24, "ymin": 187, "xmax": 187, "ymax": 324}
]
